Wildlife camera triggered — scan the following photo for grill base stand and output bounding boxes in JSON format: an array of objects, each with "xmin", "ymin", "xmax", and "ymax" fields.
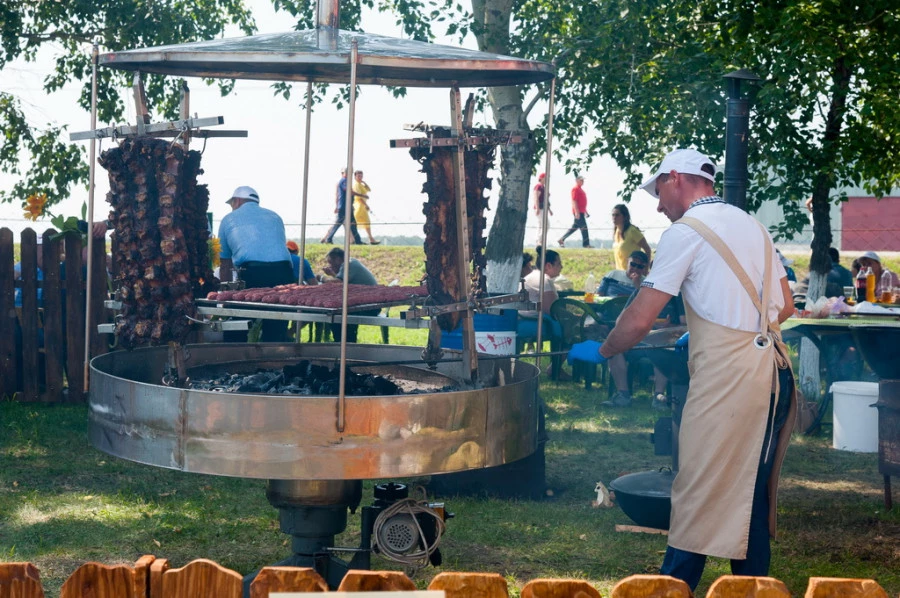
[{"xmin": 243, "ymin": 480, "xmax": 371, "ymax": 594}]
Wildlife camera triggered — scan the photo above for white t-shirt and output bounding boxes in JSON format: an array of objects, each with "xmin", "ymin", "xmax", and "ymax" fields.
[
  {"xmin": 521, "ymin": 269, "xmax": 558, "ymax": 318},
  {"xmin": 642, "ymin": 201, "xmax": 787, "ymax": 332}
]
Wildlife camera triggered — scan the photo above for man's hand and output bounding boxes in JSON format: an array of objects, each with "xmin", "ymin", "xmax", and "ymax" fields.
[{"xmin": 567, "ymin": 340, "xmax": 608, "ymax": 365}]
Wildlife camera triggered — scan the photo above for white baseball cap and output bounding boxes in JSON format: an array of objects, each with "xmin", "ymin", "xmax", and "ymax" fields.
[
  {"xmin": 860, "ymin": 251, "xmax": 881, "ymax": 263},
  {"xmin": 640, "ymin": 148, "xmax": 717, "ymax": 198},
  {"xmin": 227, "ymin": 185, "xmax": 259, "ymax": 204}
]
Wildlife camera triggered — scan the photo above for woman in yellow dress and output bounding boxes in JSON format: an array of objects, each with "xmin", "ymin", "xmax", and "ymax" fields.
[
  {"xmin": 612, "ymin": 203, "xmax": 651, "ymax": 269},
  {"xmin": 352, "ymin": 170, "xmax": 379, "ymax": 244}
]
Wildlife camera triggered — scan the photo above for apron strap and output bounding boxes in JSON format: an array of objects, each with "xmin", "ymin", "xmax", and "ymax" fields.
[{"xmin": 677, "ymin": 217, "xmax": 772, "ymax": 334}]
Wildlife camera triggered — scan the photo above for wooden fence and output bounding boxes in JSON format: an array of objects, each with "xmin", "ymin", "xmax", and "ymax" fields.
[
  {"xmin": 0, "ymin": 558, "xmax": 892, "ymax": 598},
  {"xmin": 0, "ymin": 227, "xmax": 110, "ymax": 403}
]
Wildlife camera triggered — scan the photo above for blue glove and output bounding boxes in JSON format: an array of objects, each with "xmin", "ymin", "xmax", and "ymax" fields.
[
  {"xmin": 675, "ymin": 331, "xmax": 690, "ymax": 350},
  {"xmin": 567, "ymin": 340, "xmax": 608, "ymax": 365}
]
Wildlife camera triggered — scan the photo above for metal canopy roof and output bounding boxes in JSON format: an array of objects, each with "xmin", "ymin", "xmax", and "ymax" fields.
[{"xmin": 98, "ymin": 29, "xmax": 554, "ymax": 87}]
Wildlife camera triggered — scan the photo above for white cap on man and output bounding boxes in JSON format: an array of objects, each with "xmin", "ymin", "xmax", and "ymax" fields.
[
  {"xmin": 227, "ymin": 185, "xmax": 259, "ymax": 204},
  {"xmin": 640, "ymin": 148, "xmax": 717, "ymax": 198},
  {"xmin": 860, "ymin": 250, "xmax": 881, "ymax": 263}
]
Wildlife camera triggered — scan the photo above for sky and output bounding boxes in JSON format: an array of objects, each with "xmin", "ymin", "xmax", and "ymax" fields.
[{"xmin": 0, "ymin": 0, "xmax": 675, "ymax": 247}]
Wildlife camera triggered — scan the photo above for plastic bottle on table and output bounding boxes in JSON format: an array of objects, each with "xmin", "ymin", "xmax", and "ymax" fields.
[
  {"xmin": 856, "ymin": 268, "xmax": 867, "ymax": 303},
  {"xmin": 865, "ymin": 267, "xmax": 876, "ymax": 303},
  {"xmin": 583, "ymin": 272, "xmax": 597, "ymax": 303},
  {"xmin": 880, "ymin": 269, "xmax": 894, "ymax": 303}
]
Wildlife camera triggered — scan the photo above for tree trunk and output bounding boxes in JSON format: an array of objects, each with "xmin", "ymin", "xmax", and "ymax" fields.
[
  {"xmin": 472, "ymin": 0, "xmax": 535, "ymax": 294},
  {"xmin": 799, "ymin": 56, "xmax": 852, "ymax": 400},
  {"xmin": 485, "ymin": 92, "xmax": 534, "ymax": 293}
]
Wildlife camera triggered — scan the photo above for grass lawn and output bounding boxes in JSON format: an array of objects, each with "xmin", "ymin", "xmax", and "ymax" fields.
[
  {"xmin": 2, "ymin": 246, "xmax": 898, "ymax": 596},
  {"xmin": 2, "ymin": 321, "xmax": 898, "ymax": 596}
]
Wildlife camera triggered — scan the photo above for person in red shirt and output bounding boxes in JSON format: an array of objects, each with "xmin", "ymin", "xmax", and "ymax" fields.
[{"xmin": 558, "ymin": 175, "xmax": 591, "ymax": 248}]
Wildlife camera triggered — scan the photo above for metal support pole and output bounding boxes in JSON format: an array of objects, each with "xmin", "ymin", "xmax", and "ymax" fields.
[
  {"xmin": 535, "ymin": 75, "xmax": 557, "ymax": 373},
  {"xmin": 82, "ymin": 42, "xmax": 99, "ymax": 392},
  {"xmin": 723, "ymin": 69, "xmax": 759, "ymax": 212},
  {"xmin": 449, "ymin": 86, "xmax": 477, "ymax": 384},
  {"xmin": 337, "ymin": 38, "xmax": 359, "ymax": 433},
  {"xmin": 299, "ymin": 81, "xmax": 314, "ymax": 284}
]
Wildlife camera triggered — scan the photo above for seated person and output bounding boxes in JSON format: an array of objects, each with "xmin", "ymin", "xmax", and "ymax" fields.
[
  {"xmin": 598, "ymin": 250, "xmax": 649, "ymax": 297},
  {"xmin": 521, "ymin": 252, "xmax": 535, "ymax": 279},
  {"xmin": 792, "ymin": 251, "xmax": 849, "ymax": 300},
  {"xmin": 321, "ymin": 247, "xmax": 379, "ymax": 342},
  {"xmin": 604, "ymin": 255, "xmax": 684, "ymax": 409},
  {"xmin": 517, "ymin": 247, "xmax": 567, "ymax": 378},
  {"xmin": 829, "ymin": 247, "xmax": 853, "ymax": 288},
  {"xmin": 286, "ymin": 240, "xmax": 318, "ymax": 285},
  {"xmin": 859, "ymin": 251, "xmax": 899, "ymax": 298},
  {"xmin": 776, "ymin": 249, "xmax": 796, "ymax": 285}
]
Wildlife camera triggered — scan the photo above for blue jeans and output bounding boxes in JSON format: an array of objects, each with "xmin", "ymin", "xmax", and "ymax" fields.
[{"xmin": 660, "ymin": 367, "xmax": 793, "ymax": 590}]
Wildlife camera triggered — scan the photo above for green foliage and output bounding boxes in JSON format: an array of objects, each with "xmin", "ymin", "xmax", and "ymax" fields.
[
  {"xmin": 48, "ymin": 201, "xmax": 88, "ymax": 241},
  {"xmin": 1, "ymin": 0, "xmax": 257, "ymax": 208},
  {"xmin": 519, "ymin": 0, "xmax": 900, "ymax": 247}
]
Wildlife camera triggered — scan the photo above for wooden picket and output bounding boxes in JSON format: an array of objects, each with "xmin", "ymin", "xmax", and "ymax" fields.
[
  {"xmin": 0, "ymin": 560, "xmax": 895, "ymax": 598},
  {"xmin": 0, "ymin": 227, "xmax": 110, "ymax": 403}
]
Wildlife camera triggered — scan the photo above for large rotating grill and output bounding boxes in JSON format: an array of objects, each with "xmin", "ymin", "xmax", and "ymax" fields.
[{"xmin": 80, "ymin": 0, "xmax": 555, "ymax": 589}]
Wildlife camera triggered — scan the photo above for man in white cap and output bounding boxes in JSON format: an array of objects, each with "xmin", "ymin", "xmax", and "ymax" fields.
[
  {"xmin": 218, "ymin": 185, "xmax": 294, "ymax": 341},
  {"xmin": 567, "ymin": 148, "xmax": 796, "ymax": 589}
]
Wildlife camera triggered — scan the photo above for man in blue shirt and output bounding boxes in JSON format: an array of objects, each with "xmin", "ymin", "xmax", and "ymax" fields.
[
  {"xmin": 218, "ymin": 185, "xmax": 295, "ymax": 341},
  {"xmin": 321, "ymin": 168, "xmax": 363, "ymax": 245}
]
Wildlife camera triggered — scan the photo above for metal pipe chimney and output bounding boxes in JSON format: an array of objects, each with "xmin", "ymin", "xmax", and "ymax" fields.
[
  {"xmin": 317, "ymin": 0, "xmax": 340, "ymax": 49},
  {"xmin": 317, "ymin": 0, "xmax": 339, "ymax": 28},
  {"xmin": 723, "ymin": 69, "xmax": 759, "ymax": 212}
]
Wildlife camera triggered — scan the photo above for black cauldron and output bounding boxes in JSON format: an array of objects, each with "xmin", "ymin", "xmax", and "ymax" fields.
[{"xmin": 608, "ymin": 469, "xmax": 674, "ymax": 530}]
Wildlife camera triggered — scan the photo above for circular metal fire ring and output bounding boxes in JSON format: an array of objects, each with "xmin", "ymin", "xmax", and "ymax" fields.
[{"xmin": 89, "ymin": 343, "xmax": 540, "ymax": 480}]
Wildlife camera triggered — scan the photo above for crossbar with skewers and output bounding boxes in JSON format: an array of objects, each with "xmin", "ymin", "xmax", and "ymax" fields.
[{"xmin": 70, "ymin": 73, "xmax": 247, "ymax": 143}]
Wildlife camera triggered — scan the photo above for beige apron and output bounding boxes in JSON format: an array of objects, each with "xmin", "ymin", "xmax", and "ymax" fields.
[{"xmin": 669, "ymin": 217, "xmax": 797, "ymax": 560}]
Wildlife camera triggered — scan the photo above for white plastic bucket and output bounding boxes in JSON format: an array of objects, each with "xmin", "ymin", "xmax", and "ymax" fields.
[
  {"xmin": 441, "ymin": 311, "xmax": 517, "ymax": 356},
  {"xmin": 831, "ymin": 381, "xmax": 879, "ymax": 453}
]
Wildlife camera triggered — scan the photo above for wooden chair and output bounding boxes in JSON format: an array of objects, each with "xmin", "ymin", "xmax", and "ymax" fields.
[
  {"xmin": 803, "ymin": 577, "xmax": 888, "ymax": 598},
  {"xmin": 610, "ymin": 574, "xmax": 692, "ymax": 598},
  {"xmin": 428, "ymin": 572, "xmax": 508, "ymax": 598},
  {"xmin": 249, "ymin": 567, "xmax": 328, "ymax": 597},
  {"xmin": 705, "ymin": 575, "xmax": 790, "ymax": 597},
  {"xmin": 162, "ymin": 559, "xmax": 242, "ymax": 598},
  {"xmin": 336, "ymin": 570, "xmax": 416, "ymax": 592},
  {"xmin": 0, "ymin": 562, "xmax": 44, "ymax": 598},
  {"xmin": 60, "ymin": 563, "xmax": 136, "ymax": 598},
  {"xmin": 521, "ymin": 578, "xmax": 601, "ymax": 598}
]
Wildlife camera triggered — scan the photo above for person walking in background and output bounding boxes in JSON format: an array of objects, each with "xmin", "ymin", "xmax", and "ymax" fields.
[
  {"xmin": 558, "ymin": 175, "xmax": 591, "ymax": 248},
  {"xmin": 321, "ymin": 168, "xmax": 363, "ymax": 245},
  {"xmin": 533, "ymin": 173, "xmax": 552, "ymax": 245},
  {"xmin": 352, "ymin": 170, "xmax": 380, "ymax": 245},
  {"xmin": 611, "ymin": 203, "xmax": 652, "ymax": 270}
]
